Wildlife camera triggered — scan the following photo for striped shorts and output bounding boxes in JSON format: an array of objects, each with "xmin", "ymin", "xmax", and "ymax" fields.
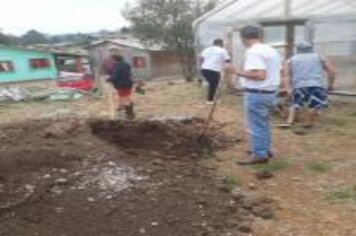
[{"xmin": 292, "ymin": 87, "xmax": 328, "ymax": 111}]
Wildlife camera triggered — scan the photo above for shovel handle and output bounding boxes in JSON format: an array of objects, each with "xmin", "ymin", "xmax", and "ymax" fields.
[
  {"xmin": 200, "ymin": 77, "xmax": 224, "ymax": 136},
  {"xmin": 108, "ymin": 88, "xmax": 116, "ymax": 120}
]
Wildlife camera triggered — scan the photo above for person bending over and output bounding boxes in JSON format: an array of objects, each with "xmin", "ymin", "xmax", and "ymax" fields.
[
  {"xmin": 280, "ymin": 42, "xmax": 336, "ymax": 128},
  {"xmin": 200, "ymin": 39, "xmax": 231, "ymax": 104}
]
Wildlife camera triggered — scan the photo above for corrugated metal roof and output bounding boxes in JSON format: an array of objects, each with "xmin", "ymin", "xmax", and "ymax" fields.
[
  {"xmin": 0, "ymin": 44, "xmax": 88, "ymax": 57},
  {"xmin": 0, "ymin": 44, "xmax": 53, "ymax": 55},
  {"xmin": 91, "ymin": 39, "xmax": 162, "ymax": 51}
]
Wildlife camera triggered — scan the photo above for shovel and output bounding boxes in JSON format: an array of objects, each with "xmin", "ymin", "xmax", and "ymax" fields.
[
  {"xmin": 108, "ymin": 87, "xmax": 117, "ymax": 120},
  {"xmin": 198, "ymin": 73, "xmax": 226, "ymax": 142}
]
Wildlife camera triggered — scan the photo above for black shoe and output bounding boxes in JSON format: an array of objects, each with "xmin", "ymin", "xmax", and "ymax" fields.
[
  {"xmin": 302, "ymin": 124, "xmax": 313, "ymax": 129},
  {"xmin": 125, "ymin": 103, "xmax": 136, "ymax": 120},
  {"xmin": 237, "ymin": 157, "xmax": 269, "ymax": 165},
  {"xmin": 247, "ymin": 150, "xmax": 274, "ymax": 159}
]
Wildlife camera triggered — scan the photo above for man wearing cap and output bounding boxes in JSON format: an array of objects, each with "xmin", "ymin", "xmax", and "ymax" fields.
[
  {"xmin": 200, "ymin": 39, "xmax": 231, "ymax": 104},
  {"xmin": 227, "ymin": 25, "xmax": 281, "ymax": 165},
  {"xmin": 280, "ymin": 42, "xmax": 336, "ymax": 128}
]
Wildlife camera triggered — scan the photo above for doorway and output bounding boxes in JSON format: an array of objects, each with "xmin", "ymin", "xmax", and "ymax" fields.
[{"xmin": 261, "ymin": 20, "xmax": 306, "ymax": 59}]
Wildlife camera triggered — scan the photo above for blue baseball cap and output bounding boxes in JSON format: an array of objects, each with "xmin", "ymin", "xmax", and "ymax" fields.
[{"xmin": 296, "ymin": 42, "xmax": 313, "ymax": 53}]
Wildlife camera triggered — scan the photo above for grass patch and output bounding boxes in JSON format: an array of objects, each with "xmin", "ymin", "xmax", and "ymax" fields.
[
  {"xmin": 0, "ymin": 105, "xmax": 10, "ymax": 113},
  {"xmin": 196, "ymin": 137, "xmax": 216, "ymax": 159},
  {"xmin": 306, "ymin": 161, "xmax": 332, "ymax": 174},
  {"xmin": 345, "ymin": 109, "xmax": 356, "ymax": 117},
  {"xmin": 322, "ymin": 117, "xmax": 347, "ymax": 127},
  {"xmin": 200, "ymin": 148, "xmax": 215, "ymax": 159},
  {"xmin": 223, "ymin": 176, "xmax": 241, "ymax": 192},
  {"xmin": 327, "ymin": 185, "xmax": 356, "ymax": 204},
  {"xmin": 252, "ymin": 160, "xmax": 290, "ymax": 173}
]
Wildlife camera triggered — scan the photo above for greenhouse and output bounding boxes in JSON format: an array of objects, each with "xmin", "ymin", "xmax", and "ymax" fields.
[{"xmin": 194, "ymin": 0, "xmax": 356, "ymax": 92}]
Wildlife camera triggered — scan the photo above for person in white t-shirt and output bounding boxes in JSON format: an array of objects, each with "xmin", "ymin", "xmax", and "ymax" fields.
[
  {"xmin": 200, "ymin": 39, "xmax": 231, "ymax": 104},
  {"xmin": 227, "ymin": 25, "xmax": 281, "ymax": 165}
]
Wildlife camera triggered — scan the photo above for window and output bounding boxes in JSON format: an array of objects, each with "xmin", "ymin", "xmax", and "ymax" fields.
[
  {"xmin": 263, "ymin": 26, "xmax": 286, "ymax": 44},
  {"xmin": 29, "ymin": 58, "xmax": 51, "ymax": 69},
  {"xmin": 58, "ymin": 58, "xmax": 77, "ymax": 72},
  {"xmin": 132, "ymin": 57, "xmax": 146, "ymax": 68},
  {"xmin": 0, "ymin": 61, "xmax": 15, "ymax": 73},
  {"xmin": 57, "ymin": 56, "xmax": 92, "ymax": 74},
  {"xmin": 295, "ymin": 25, "xmax": 306, "ymax": 43}
]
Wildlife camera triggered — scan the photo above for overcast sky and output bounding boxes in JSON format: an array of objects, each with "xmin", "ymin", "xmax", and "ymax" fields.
[{"xmin": 0, "ymin": 0, "xmax": 133, "ymax": 35}]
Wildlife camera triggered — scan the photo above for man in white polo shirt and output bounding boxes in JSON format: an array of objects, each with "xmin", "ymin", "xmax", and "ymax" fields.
[
  {"xmin": 228, "ymin": 25, "xmax": 281, "ymax": 165},
  {"xmin": 200, "ymin": 39, "xmax": 231, "ymax": 104}
]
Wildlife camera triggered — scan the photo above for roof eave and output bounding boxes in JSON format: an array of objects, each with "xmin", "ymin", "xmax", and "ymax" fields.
[{"xmin": 193, "ymin": 0, "xmax": 239, "ymax": 30}]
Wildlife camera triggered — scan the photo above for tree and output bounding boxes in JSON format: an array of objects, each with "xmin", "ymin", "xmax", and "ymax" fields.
[
  {"xmin": 0, "ymin": 33, "xmax": 12, "ymax": 45},
  {"xmin": 120, "ymin": 27, "xmax": 131, "ymax": 35},
  {"xmin": 49, "ymin": 35, "xmax": 64, "ymax": 44},
  {"xmin": 70, "ymin": 33, "xmax": 96, "ymax": 46},
  {"xmin": 123, "ymin": 0, "xmax": 219, "ymax": 81},
  {"xmin": 0, "ymin": 32, "xmax": 19, "ymax": 46},
  {"xmin": 21, "ymin": 30, "xmax": 48, "ymax": 45}
]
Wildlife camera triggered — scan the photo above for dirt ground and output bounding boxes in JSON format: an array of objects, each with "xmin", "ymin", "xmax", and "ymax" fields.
[{"xmin": 0, "ymin": 80, "xmax": 356, "ymax": 236}]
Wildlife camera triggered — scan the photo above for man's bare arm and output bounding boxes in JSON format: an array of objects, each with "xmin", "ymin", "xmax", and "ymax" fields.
[
  {"xmin": 323, "ymin": 59, "xmax": 336, "ymax": 91},
  {"xmin": 282, "ymin": 61, "xmax": 292, "ymax": 94},
  {"xmin": 225, "ymin": 66, "xmax": 266, "ymax": 81},
  {"xmin": 238, "ymin": 69, "xmax": 266, "ymax": 81}
]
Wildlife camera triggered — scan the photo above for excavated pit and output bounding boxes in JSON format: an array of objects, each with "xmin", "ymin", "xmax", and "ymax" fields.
[{"xmin": 0, "ymin": 118, "xmax": 273, "ymax": 236}]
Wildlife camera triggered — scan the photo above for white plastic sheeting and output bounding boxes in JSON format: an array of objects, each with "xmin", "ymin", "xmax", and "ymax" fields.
[
  {"xmin": 194, "ymin": 0, "xmax": 356, "ymax": 48},
  {"xmin": 0, "ymin": 87, "xmax": 87, "ymax": 102},
  {"xmin": 194, "ymin": 0, "xmax": 356, "ymax": 91}
]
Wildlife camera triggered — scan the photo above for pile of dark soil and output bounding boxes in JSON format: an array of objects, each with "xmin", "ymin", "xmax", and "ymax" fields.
[{"xmin": 0, "ymin": 118, "xmax": 273, "ymax": 236}]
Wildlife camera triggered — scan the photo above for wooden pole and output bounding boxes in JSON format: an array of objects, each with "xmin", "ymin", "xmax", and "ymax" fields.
[
  {"xmin": 285, "ymin": 0, "xmax": 294, "ymax": 59},
  {"xmin": 286, "ymin": 23, "xmax": 295, "ymax": 59}
]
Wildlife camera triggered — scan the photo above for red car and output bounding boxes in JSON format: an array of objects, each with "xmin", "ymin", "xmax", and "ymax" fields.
[{"xmin": 56, "ymin": 55, "xmax": 95, "ymax": 91}]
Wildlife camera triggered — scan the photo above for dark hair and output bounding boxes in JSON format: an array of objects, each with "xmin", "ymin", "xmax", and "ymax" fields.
[
  {"xmin": 112, "ymin": 54, "xmax": 124, "ymax": 62},
  {"xmin": 213, "ymin": 39, "xmax": 224, "ymax": 46},
  {"xmin": 240, "ymin": 25, "xmax": 262, "ymax": 39}
]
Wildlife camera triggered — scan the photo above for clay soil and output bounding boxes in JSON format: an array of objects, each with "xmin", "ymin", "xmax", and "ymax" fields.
[
  {"xmin": 0, "ymin": 118, "xmax": 273, "ymax": 236},
  {"xmin": 1, "ymin": 81, "xmax": 356, "ymax": 236}
]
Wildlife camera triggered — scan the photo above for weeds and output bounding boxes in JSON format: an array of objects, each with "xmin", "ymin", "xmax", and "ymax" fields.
[
  {"xmin": 306, "ymin": 161, "xmax": 332, "ymax": 174},
  {"xmin": 196, "ymin": 136, "xmax": 215, "ymax": 159},
  {"xmin": 200, "ymin": 147, "xmax": 215, "ymax": 159},
  {"xmin": 252, "ymin": 160, "xmax": 289, "ymax": 173},
  {"xmin": 223, "ymin": 176, "xmax": 241, "ymax": 192},
  {"xmin": 327, "ymin": 185, "xmax": 356, "ymax": 203},
  {"xmin": 322, "ymin": 117, "xmax": 346, "ymax": 127},
  {"xmin": 345, "ymin": 109, "xmax": 356, "ymax": 117}
]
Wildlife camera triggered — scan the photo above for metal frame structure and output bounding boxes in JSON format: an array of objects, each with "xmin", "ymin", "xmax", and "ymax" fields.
[{"xmin": 193, "ymin": 0, "xmax": 356, "ymax": 92}]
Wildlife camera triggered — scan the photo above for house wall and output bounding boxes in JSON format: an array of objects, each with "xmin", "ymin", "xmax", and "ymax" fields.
[
  {"xmin": 0, "ymin": 47, "xmax": 58, "ymax": 84},
  {"xmin": 150, "ymin": 51, "xmax": 181, "ymax": 78},
  {"xmin": 91, "ymin": 43, "xmax": 182, "ymax": 80}
]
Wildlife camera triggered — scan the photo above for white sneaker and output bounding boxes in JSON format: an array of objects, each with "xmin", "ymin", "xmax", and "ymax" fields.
[{"xmin": 206, "ymin": 101, "xmax": 214, "ymax": 105}]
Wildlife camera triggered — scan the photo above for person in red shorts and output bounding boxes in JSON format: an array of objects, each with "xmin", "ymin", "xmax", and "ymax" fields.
[{"xmin": 107, "ymin": 49, "xmax": 136, "ymax": 120}]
